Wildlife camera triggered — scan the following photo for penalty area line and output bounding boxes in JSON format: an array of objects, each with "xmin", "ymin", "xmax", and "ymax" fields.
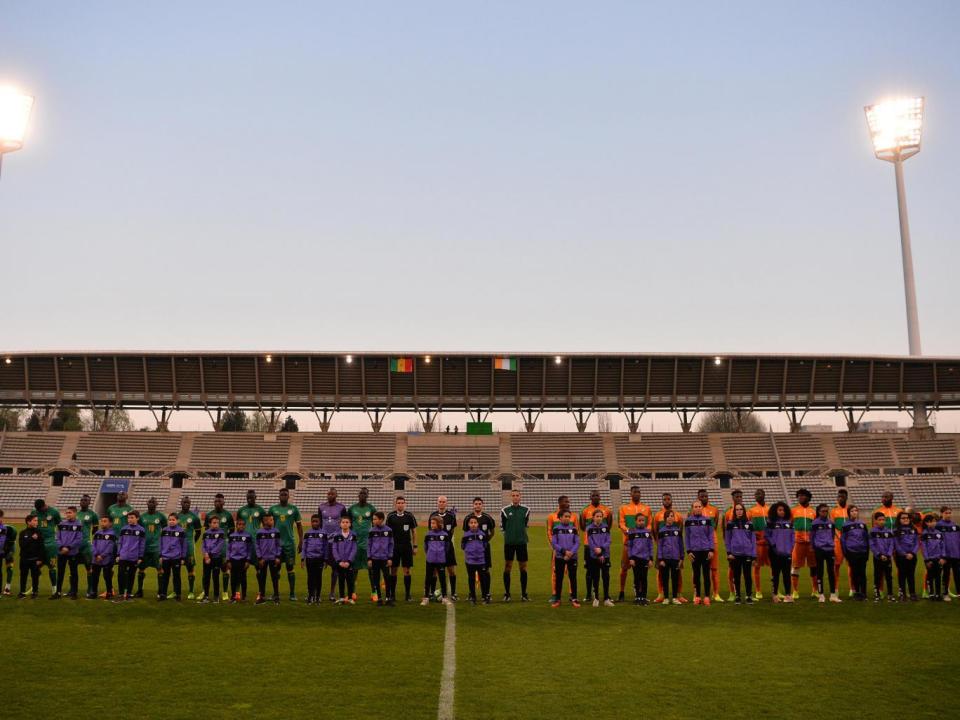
[{"xmin": 437, "ymin": 602, "xmax": 456, "ymax": 720}]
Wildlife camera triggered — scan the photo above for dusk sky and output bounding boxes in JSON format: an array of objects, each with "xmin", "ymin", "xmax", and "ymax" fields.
[{"xmin": 2, "ymin": 2, "xmax": 957, "ymax": 430}]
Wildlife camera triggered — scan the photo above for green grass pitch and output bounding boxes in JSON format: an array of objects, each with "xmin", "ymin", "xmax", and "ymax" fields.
[{"xmin": 2, "ymin": 527, "xmax": 958, "ymax": 719}]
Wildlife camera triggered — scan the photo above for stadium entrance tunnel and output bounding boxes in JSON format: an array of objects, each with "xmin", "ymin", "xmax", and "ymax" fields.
[{"xmin": 605, "ymin": 473, "xmax": 622, "ymax": 491}]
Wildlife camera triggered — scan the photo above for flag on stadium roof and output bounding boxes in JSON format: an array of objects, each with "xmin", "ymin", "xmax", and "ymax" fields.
[
  {"xmin": 493, "ymin": 357, "xmax": 517, "ymax": 371},
  {"xmin": 390, "ymin": 357, "xmax": 413, "ymax": 373}
]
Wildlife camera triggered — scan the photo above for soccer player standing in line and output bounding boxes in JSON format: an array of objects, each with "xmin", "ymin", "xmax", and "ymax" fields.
[
  {"xmin": 840, "ymin": 505, "xmax": 870, "ymax": 601},
  {"xmin": 90, "ymin": 516, "xmax": 117, "ymax": 599},
  {"xmin": 696, "ymin": 489, "xmax": 723, "ymax": 603},
  {"xmin": 52, "ymin": 506, "xmax": 83, "ymax": 599},
  {"xmin": 17, "ymin": 514, "xmax": 43, "ymax": 599},
  {"xmin": 461, "ymin": 515, "xmax": 491, "ymax": 604},
  {"xmin": 34, "ymin": 498, "xmax": 61, "ymax": 591},
  {"xmin": 158, "ymin": 512, "xmax": 188, "ymax": 601},
  {"xmin": 893, "ymin": 510, "xmax": 919, "ymax": 601},
  {"xmin": 811, "ymin": 503, "xmax": 841, "ymax": 603},
  {"xmin": 302, "ymin": 514, "xmax": 327, "ymax": 604},
  {"xmin": 657, "ymin": 511, "xmax": 683, "ymax": 605},
  {"xmin": 546, "ymin": 496, "xmax": 580, "ymax": 603},
  {"xmin": 330, "ymin": 516, "xmax": 358, "ymax": 604},
  {"xmin": 386, "ymin": 497, "xmax": 417, "ymax": 602},
  {"xmin": 684, "ymin": 500, "xmax": 715, "ymax": 606},
  {"xmin": 349, "ymin": 488, "xmax": 377, "ymax": 601},
  {"xmin": 829, "ymin": 489, "xmax": 853, "ymax": 596},
  {"xmin": 367, "ymin": 512, "xmax": 394, "ymax": 605},
  {"xmin": 461, "ymin": 497, "xmax": 496, "ymax": 600},
  {"xmin": 586, "ymin": 508, "xmax": 614, "ymax": 606},
  {"xmin": 920, "ymin": 514, "xmax": 946, "ymax": 601},
  {"xmin": 617, "ymin": 485, "xmax": 652, "ymax": 602},
  {"xmin": 269, "ymin": 488, "xmax": 303, "ymax": 601},
  {"xmin": 237, "ymin": 490, "xmax": 266, "ymax": 543},
  {"xmin": 765, "ymin": 502, "xmax": 795, "ymax": 603},
  {"xmin": 228, "ymin": 517, "xmax": 254, "ymax": 602},
  {"xmin": 653, "ymin": 493, "xmax": 685, "ymax": 603},
  {"xmin": 76, "ymin": 494, "xmax": 99, "ymax": 599},
  {"xmin": 747, "ymin": 488, "xmax": 770, "ymax": 600},
  {"xmin": 550, "ymin": 509, "xmax": 580, "ymax": 609},
  {"xmin": 138, "ymin": 497, "xmax": 166, "ymax": 598},
  {"xmin": 176, "ymin": 496, "xmax": 202, "ymax": 600},
  {"xmin": 116, "ymin": 511, "xmax": 145, "ymax": 601},
  {"xmin": 790, "ymin": 488, "xmax": 817, "ymax": 599},
  {"xmin": 873, "ymin": 491, "xmax": 902, "ymax": 597},
  {"xmin": 204, "ymin": 493, "xmax": 235, "ymax": 601},
  {"xmin": 200, "ymin": 514, "xmax": 227, "ymax": 603},
  {"xmin": 500, "ymin": 490, "xmax": 530, "ymax": 602},
  {"xmin": 724, "ymin": 502, "xmax": 756, "ymax": 603},
  {"xmin": 255, "ymin": 513, "xmax": 282, "ymax": 605},
  {"xmin": 935, "ymin": 506, "xmax": 959, "ymax": 600},
  {"xmin": 107, "ymin": 491, "xmax": 134, "ymax": 535},
  {"xmin": 0, "ymin": 509, "xmax": 17, "ymax": 595},
  {"xmin": 422, "ymin": 516, "xmax": 452, "ymax": 606},
  {"xmin": 580, "ymin": 489, "xmax": 612, "ymax": 603},
  {"xmin": 626, "ymin": 514, "xmax": 654, "ymax": 604},
  {"xmin": 430, "ymin": 495, "xmax": 459, "ymax": 601},
  {"xmin": 320, "ymin": 488, "xmax": 347, "ymax": 602},
  {"xmin": 869, "ymin": 512, "xmax": 895, "ymax": 602}
]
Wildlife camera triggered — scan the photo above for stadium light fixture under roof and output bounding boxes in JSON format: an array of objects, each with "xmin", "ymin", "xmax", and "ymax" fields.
[{"xmin": 865, "ymin": 97, "xmax": 924, "ymax": 162}]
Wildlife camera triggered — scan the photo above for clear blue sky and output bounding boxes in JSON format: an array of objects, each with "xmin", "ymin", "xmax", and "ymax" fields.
[{"xmin": 2, "ymin": 2, "xmax": 958, "ymax": 430}]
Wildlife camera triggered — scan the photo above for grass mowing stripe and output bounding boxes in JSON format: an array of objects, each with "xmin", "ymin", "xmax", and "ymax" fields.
[{"xmin": 437, "ymin": 602, "xmax": 456, "ymax": 720}]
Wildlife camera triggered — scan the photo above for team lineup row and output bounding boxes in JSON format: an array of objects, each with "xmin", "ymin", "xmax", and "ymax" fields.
[{"xmin": 2, "ymin": 485, "xmax": 959, "ymax": 607}]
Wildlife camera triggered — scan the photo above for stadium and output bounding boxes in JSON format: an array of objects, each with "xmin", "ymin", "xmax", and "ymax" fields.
[{"xmin": 3, "ymin": 5, "xmax": 960, "ymax": 720}]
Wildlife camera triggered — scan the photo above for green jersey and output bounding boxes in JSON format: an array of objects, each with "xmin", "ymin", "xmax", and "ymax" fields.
[
  {"xmin": 237, "ymin": 504, "xmax": 266, "ymax": 535},
  {"xmin": 500, "ymin": 504, "xmax": 530, "ymax": 545},
  {"xmin": 268, "ymin": 503, "xmax": 301, "ymax": 548},
  {"xmin": 141, "ymin": 511, "xmax": 167, "ymax": 552},
  {"xmin": 204, "ymin": 509, "xmax": 235, "ymax": 533},
  {"xmin": 177, "ymin": 511, "xmax": 202, "ymax": 556},
  {"xmin": 37, "ymin": 506, "xmax": 62, "ymax": 545},
  {"xmin": 75, "ymin": 508, "xmax": 99, "ymax": 548},
  {"xmin": 349, "ymin": 503, "xmax": 376, "ymax": 548},
  {"xmin": 107, "ymin": 503, "xmax": 134, "ymax": 531}
]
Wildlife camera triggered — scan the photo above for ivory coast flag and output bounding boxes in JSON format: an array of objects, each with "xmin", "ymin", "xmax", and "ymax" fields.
[
  {"xmin": 390, "ymin": 357, "xmax": 414, "ymax": 373},
  {"xmin": 494, "ymin": 357, "xmax": 517, "ymax": 371}
]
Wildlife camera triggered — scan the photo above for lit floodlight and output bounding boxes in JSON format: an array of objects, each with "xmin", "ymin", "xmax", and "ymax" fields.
[
  {"xmin": 424, "ymin": 355, "xmax": 431, "ymax": 364},
  {"xmin": 713, "ymin": 356, "xmax": 722, "ymax": 366},
  {"xmin": 265, "ymin": 354, "xmax": 273, "ymax": 363},
  {"xmin": 554, "ymin": 356, "xmax": 562, "ymax": 365},
  {"xmin": 864, "ymin": 97, "xmax": 923, "ymax": 161},
  {"xmin": 0, "ymin": 87, "xmax": 34, "ymax": 153},
  {"xmin": 345, "ymin": 354, "xmax": 353, "ymax": 364}
]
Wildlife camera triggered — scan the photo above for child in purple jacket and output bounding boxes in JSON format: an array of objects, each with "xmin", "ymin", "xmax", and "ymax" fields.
[
  {"xmin": 551, "ymin": 510, "xmax": 581, "ymax": 608},
  {"xmin": 200, "ymin": 515, "xmax": 226, "ymax": 604},
  {"xmin": 684, "ymin": 501, "xmax": 714, "ymax": 606},
  {"xmin": 764, "ymin": 502, "xmax": 795, "ymax": 603},
  {"xmin": 366, "ymin": 512, "xmax": 394, "ymax": 606},
  {"xmin": 158, "ymin": 513, "xmax": 188, "ymax": 601},
  {"xmin": 301, "ymin": 514, "xmax": 327, "ymax": 605},
  {"xmin": 52, "ymin": 506, "xmax": 84, "ymax": 599},
  {"xmin": 811, "ymin": 504, "xmax": 841, "ymax": 604},
  {"xmin": 423, "ymin": 516, "xmax": 452, "ymax": 606},
  {"xmin": 920, "ymin": 514, "xmax": 946, "ymax": 601},
  {"xmin": 936, "ymin": 506, "xmax": 959, "ymax": 600},
  {"xmin": 90, "ymin": 517, "xmax": 117, "ymax": 599},
  {"xmin": 331, "ymin": 516, "xmax": 358, "ymax": 604},
  {"xmin": 626, "ymin": 514, "xmax": 654, "ymax": 605},
  {"xmin": 116, "ymin": 511, "xmax": 145, "ymax": 601},
  {"xmin": 256, "ymin": 513, "xmax": 282, "ymax": 605},
  {"xmin": 586, "ymin": 509, "xmax": 614, "ymax": 607},
  {"xmin": 869, "ymin": 512, "xmax": 895, "ymax": 602},
  {"xmin": 893, "ymin": 511, "xmax": 919, "ymax": 601},
  {"xmin": 461, "ymin": 516, "xmax": 491, "ymax": 604},
  {"xmin": 724, "ymin": 503, "xmax": 756, "ymax": 604},
  {"xmin": 657, "ymin": 511, "xmax": 683, "ymax": 605}
]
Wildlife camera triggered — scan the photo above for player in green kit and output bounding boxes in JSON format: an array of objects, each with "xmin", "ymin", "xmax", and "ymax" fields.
[
  {"xmin": 34, "ymin": 499, "xmax": 62, "ymax": 590},
  {"xmin": 349, "ymin": 487, "xmax": 377, "ymax": 601},
  {"xmin": 107, "ymin": 490, "xmax": 134, "ymax": 534},
  {"xmin": 76, "ymin": 494, "xmax": 99, "ymax": 598},
  {"xmin": 269, "ymin": 488, "xmax": 303, "ymax": 601},
  {"xmin": 205, "ymin": 492, "xmax": 234, "ymax": 600},
  {"xmin": 237, "ymin": 489, "xmax": 266, "ymax": 564},
  {"xmin": 177, "ymin": 495, "xmax": 202, "ymax": 599},
  {"xmin": 138, "ymin": 496, "xmax": 166, "ymax": 598}
]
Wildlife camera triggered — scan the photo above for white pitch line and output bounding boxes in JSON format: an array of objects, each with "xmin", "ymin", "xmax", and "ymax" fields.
[{"xmin": 437, "ymin": 602, "xmax": 457, "ymax": 720}]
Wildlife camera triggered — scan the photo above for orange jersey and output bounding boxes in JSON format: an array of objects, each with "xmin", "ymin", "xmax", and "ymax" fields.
[
  {"xmin": 791, "ymin": 504, "xmax": 816, "ymax": 543},
  {"xmin": 829, "ymin": 505, "xmax": 849, "ymax": 531},
  {"xmin": 873, "ymin": 505, "xmax": 903, "ymax": 530},
  {"xmin": 618, "ymin": 501, "xmax": 653, "ymax": 540},
  {"xmin": 546, "ymin": 511, "xmax": 580, "ymax": 542},
  {"xmin": 701, "ymin": 503, "xmax": 721, "ymax": 537},
  {"xmin": 747, "ymin": 503, "xmax": 769, "ymax": 544},
  {"xmin": 580, "ymin": 503, "xmax": 613, "ymax": 542}
]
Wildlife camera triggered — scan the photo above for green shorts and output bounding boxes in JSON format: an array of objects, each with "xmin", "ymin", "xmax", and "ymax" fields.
[
  {"xmin": 353, "ymin": 547, "xmax": 368, "ymax": 570},
  {"xmin": 78, "ymin": 546, "xmax": 93, "ymax": 566},
  {"xmin": 280, "ymin": 545, "xmax": 297, "ymax": 568},
  {"xmin": 43, "ymin": 541, "xmax": 59, "ymax": 566},
  {"xmin": 142, "ymin": 550, "xmax": 161, "ymax": 570}
]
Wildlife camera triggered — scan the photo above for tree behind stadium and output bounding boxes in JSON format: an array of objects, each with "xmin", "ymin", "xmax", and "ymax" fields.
[{"xmin": 695, "ymin": 410, "xmax": 765, "ymax": 433}]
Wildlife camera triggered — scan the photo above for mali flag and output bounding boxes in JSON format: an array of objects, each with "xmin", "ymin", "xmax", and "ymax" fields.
[
  {"xmin": 390, "ymin": 358, "xmax": 414, "ymax": 373},
  {"xmin": 493, "ymin": 357, "xmax": 517, "ymax": 371}
]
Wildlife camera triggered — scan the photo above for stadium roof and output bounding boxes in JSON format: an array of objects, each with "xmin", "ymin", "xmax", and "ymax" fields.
[{"xmin": 1, "ymin": 351, "xmax": 958, "ymax": 413}]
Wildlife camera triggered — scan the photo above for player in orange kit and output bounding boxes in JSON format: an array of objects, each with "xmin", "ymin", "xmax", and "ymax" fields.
[
  {"xmin": 546, "ymin": 495, "xmax": 580, "ymax": 603},
  {"xmin": 697, "ymin": 488, "xmax": 724, "ymax": 602},
  {"xmin": 653, "ymin": 493, "xmax": 685, "ymax": 602},
  {"xmin": 617, "ymin": 485, "xmax": 652, "ymax": 601},
  {"xmin": 747, "ymin": 488, "xmax": 770, "ymax": 600},
  {"xmin": 829, "ymin": 488, "xmax": 854, "ymax": 597},
  {"xmin": 791, "ymin": 488, "xmax": 817, "ymax": 599}
]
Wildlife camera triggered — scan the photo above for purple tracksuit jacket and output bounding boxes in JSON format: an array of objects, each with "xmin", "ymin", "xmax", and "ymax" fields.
[
  {"xmin": 56, "ymin": 520, "xmax": 84, "ymax": 556},
  {"xmin": 551, "ymin": 524, "xmax": 580, "ymax": 559},
  {"xmin": 301, "ymin": 528, "xmax": 327, "ymax": 561},
  {"xmin": 92, "ymin": 529, "xmax": 117, "ymax": 566},
  {"xmin": 424, "ymin": 529, "xmax": 451, "ymax": 564},
  {"xmin": 811, "ymin": 517, "xmax": 836, "ymax": 553},
  {"xmin": 330, "ymin": 531, "xmax": 358, "ymax": 564},
  {"xmin": 319, "ymin": 502, "xmax": 347, "ymax": 537},
  {"xmin": 840, "ymin": 521, "xmax": 870, "ymax": 554},
  {"xmin": 202, "ymin": 528, "xmax": 226, "ymax": 558},
  {"xmin": 256, "ymin": 528, "xmax": 282, "ymax": 561},
  {"xmin": 921, "ymin": 529, "xmax": 945, "ymax": 561},
  {"xmin": 366, "ymin": 526, "xmax": 394, "ymax": 561},
  {"xmin": 724, "ymin": 519, "xmax": 757, "ymax": 558},
  {"xmin": 657, "ymin": 526, "xmax": 683, "ymax": 562},
  {"xmin": 935, "ymin": 520, "xmax": 960, "ymax": 559},
  {"xmin": 626, "ymin": 527, "xmax": 653, "ymax": 561},
  {"xmin": 228, "ymin": 530, "xmax": 253, "ymax": 562},
  {"xmin": 684, "ymin": 516, "xmax": 714, "ymax": 552},
  {"xmin": 894, "ymin": 526, "xmax": 919, "ymax": 556},
  {"xmin": 460, "ymin": 529, "xmax": 488, "ymax": 566},
  {"xmin": 586, "ymin": 523, "xmax": 612, "ymax": 559},
  {"xmin": 160, "ymin": 525, "xmax": 189, "ymax": 561},
  {"xmin": 117, "ymin": 524, "xmax": 146, "ymax": 562},
  {"xmin": 764, "ymin": 520, "xmax": 795, "ymax": 558},
  {"xmin": 869, "ymin": 527, "xmax": 895, "ymax": 559}
]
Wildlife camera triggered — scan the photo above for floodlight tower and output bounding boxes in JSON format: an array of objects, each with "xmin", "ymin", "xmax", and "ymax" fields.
[
  {"xmin": 0, "ymin": 86, "xmax": 35, "ymax": 181},
  {"xmin": 864, "ymin": 96, "xmax": 929, "ymax": 430}
]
